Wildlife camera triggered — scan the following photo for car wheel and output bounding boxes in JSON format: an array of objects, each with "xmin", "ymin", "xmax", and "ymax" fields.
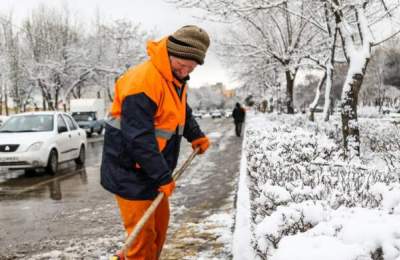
[
  {"xmin": 24, "ymin": 169, "xmax": 36, "ymax": 175},
  {"xmin": 75, "ymin": 145, "xmax": 86, "ymax": 166},
  {"xmin": 97, "ymin": 126, "xmax": 103, "ymax": 135},
  {"xmin": 46, "ymin": 149, "xmax": 58, "ymax": 175},
  {"xmin": 87, "ymin": 130, "xmax": 92, "ymax": 138}
]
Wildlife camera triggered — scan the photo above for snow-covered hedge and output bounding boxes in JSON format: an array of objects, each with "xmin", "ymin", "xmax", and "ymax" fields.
[
  {"xmin": 245, "ymin": 114, "xmax": 400, "ymax": 260},
  {"xmin": 360, "ymin": 119, "xmax": 400, "ymax": 171}
]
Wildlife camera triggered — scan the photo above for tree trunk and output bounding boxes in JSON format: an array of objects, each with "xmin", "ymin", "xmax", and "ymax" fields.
[
  {"xmin": 0, "ymin": 77, "xmax": 3, "ymax": 115},
  {"xmin": 309, "ymin": 72, "xmax": 327, "ymax": 122},
  {"xmin": 44, "ymin": 89, "xmax": 54, "ymax": 111},
  {"xmin": 285, "ymin": 70, "xmax": 295, "ymax": 114},
  {"xmin": 55, "ymin": 88, "xmax": 59, "ymax": 110},
  {"xmin": 39, "ymin": 81, "xmax": 48, "ymax": 111},
  {"xmin": 341, "ymin": 70, "xmax": 367, "ymax": 158},
  {"xmin": 42, "ymin": 90, "xmax": 47, "ymax": 111},
  {"xmin": 5, "ymin": 84, "xmax": 9, "ymax": 116},
  {"xmin": 323, "ymin": 65, "xmax": 333, "ymax": 121},
  {"xmin": 107, "ymin": 87, "xmax": 114, "ymax": 103},
  {"xmin": 46, "ymin": 92, "xmax": 54, "ymax": 110},
  {"xmin": 77, "ymin": 85, "xmax": 81, "ymax": 98}
]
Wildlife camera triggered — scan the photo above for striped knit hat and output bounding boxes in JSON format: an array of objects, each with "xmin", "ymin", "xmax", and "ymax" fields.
[{"xmin": 167, "ymin": 25, "xmax": 210, "ymax": 65}]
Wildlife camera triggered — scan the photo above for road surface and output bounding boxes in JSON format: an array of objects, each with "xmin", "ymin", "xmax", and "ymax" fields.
[{"xmin": 0, "ymin": 118, "xmax": 242, "ymax": 259}]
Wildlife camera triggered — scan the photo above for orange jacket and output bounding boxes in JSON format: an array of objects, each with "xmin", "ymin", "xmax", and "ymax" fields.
[{"xmin": 101, "ymin": 38, "xmax": 204, "ymax": 200}]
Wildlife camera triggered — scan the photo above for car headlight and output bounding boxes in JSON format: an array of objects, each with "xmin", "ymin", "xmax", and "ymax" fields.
[{"xmin": 27, "ymin": 142, "xmax": 44, "ymax": 152}]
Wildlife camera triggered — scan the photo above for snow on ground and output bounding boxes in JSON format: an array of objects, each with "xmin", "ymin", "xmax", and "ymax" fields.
[
  {"xmin": 161, "ymin": 119, "xmax": 241, "ymax": 259},
  {"xmin": 271, "ymin": 207, "xmax": 400, "ymax": 260},
  {"xmin": 232, "ymin": 125, "xmax": 256, "ymax": 260},
  {"xmin": 29, "ymin": 236, "xmax": 122, "ymax": 260},
  {"xmin": 189, "ymin": 212, "xmax": 234, "ymax": 260}
]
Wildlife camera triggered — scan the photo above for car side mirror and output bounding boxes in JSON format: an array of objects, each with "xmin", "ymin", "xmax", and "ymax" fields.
[{"xmin": 58, "ymin": 126, "xmax": 68, "ymax": 133}]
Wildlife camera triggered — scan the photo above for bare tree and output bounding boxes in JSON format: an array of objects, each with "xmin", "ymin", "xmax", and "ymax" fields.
[
  {"xmin": 79, "ymin": 16, "xmax": 152, "ymax": 103},
  {"xmin": 0, "ymin": 15, "xmax": 25, "ymax": 113},
  {"xmin": 306, "ymin": 1, "xmax": 340, "ymax": 122},
  {"xmin": 22, "ymin": 5, "xmax": 85, "ymax": 110},
  {"xmin": 0, "ymin": 4, "xmax": 153, "ymax": 113},
  {"xmin": 170, "ymin": 0, "xmax": 327, "ymax": 114},
  {"xmin": 323, "ymin": 0, "xmax": 400, "ymax": 158},
  {"xmin": 0, "ymin": 20, "xmax": 5, "ymax": 114}
]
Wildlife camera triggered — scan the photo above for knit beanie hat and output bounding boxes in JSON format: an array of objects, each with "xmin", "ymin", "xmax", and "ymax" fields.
[{"xmin": 167, "ymin": 25, "xmax": 210, "ymax": 65}]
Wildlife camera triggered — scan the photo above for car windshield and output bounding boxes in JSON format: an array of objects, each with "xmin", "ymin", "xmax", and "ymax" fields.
[
  {"xmin": 72, "ymin": 112, "xmax": 95, "ymax": 121},
  {"xmin": 0, "ymin": 115, "xmax": 54, "ymax": 132}
]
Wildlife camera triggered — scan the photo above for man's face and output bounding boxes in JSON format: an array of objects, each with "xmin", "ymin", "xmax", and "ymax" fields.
[{"xmin": 170, "ymin": 56, "xmax": 198, "ymax": 80}]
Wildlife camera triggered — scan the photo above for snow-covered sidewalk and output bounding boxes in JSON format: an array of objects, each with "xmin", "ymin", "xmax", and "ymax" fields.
[{"xmin": 162, "ymin": 118, "xmax": 242, "ymax": 259}]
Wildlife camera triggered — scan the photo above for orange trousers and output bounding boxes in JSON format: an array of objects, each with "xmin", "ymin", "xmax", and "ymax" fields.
[{"xmin": 115, "ymin": 195, "xmax": 170, "ymax": 260}]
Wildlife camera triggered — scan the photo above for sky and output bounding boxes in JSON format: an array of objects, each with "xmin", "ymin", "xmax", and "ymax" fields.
[{"xmin": 0, "ymin": 0, "xmax": 237, "ymax": 89}]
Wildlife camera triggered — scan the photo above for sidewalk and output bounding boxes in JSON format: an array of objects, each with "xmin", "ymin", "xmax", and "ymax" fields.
[{"xmin": 161, "ymin": 119, "xmax": 242, "ymax": 259}]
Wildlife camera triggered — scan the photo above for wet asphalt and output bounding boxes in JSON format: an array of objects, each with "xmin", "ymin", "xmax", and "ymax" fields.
[
  {"xmin": 0, "ymin": 136, "xmax": 107, "ymax": 256},
  {"xmin": 0, "ymin": 118, "xmax": 242, "ymax": 259}
]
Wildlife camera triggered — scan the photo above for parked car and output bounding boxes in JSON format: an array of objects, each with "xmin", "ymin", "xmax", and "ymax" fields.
[
  {"xmin": 211, "ymin": 110, "xmax": 223, "ymax": 118},
  {"xmin": 192, "ymin": 110, "xmax": 202, "ymax": 119},
  {"xmin": 0, "ymin": 111, "xmax": 87, "ymax": 174},
  {"xmin": 0, "ymin": 115, "xmax": 9, "ymax": 126},
  {"xmin": 70, "ymin": 99, "xmax": 105, "ymax": 137},
  {"xmin": 224, "ymin": 109, "xmax": 232, "ymax": 118},
  {"xmin": 202, "ymin": 111, "xmax": 212, "ymax": 118},
  {"xmin": 382, "ymin": 107, "xmax": 396, "ymax": 115}
]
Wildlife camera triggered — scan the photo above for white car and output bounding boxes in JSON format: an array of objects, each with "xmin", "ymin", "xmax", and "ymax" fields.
[
  {"xmin": 0, "ymin": 111, "xmax": 87, "ymax": 174},
  {"xmin": 211, "ymin": 110, "xmax": 223, "ymax": 118},
  {"xmin": 224, "ymin": 109, "xmax": 232, "ymax": 118},
  {"xmin": 0, "ymin": 115, "xmax": 9, "ymax": 126},
  {"xmin": 192, "ymin": 110, "xmax": 202, "ymax": 119}
]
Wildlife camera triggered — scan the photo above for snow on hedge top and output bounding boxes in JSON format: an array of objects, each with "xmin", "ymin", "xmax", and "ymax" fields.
[
  {"xmin": 271, "ymin": 207, "xmax": 400, "ymax": 260},
  {"xmin": 246, "ymin": 113, "xmax": 338, "ymax": 165}
]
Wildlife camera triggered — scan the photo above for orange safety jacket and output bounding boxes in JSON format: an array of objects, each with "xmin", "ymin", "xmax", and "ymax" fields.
[{"xmin": 100, "ymin": 37, "xmax": 204, "ymax": 200}]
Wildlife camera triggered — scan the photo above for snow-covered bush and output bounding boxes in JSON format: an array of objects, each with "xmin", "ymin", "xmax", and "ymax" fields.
[
  {"xmin": 245, "ymin": 114, "xmax": 400, "ymax": 259},
  {"xmin": 271, "ymin": 207, "xmax": 400, "ymax": 260},
  {"xmin": 361, "ymin": 119, "xmax": 400, "ymax": 171},
  {"xmin": 254, "ymin": 200, "xmax": 329, "ymax": 257}
]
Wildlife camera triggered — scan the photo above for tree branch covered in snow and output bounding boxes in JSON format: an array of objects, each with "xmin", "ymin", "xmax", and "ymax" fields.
[
  {"xmin": 170, "ymin": 0, "xmax": 330, "ymax": 114},
  {"xmin": 0, "ymin": 5, "xmax": 151, "ymax": 112}
]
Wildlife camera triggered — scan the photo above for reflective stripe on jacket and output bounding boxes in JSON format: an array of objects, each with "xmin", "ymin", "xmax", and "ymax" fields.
[{"xmin": 100, "ymin": 37, "xmax": 204, "ymax": 200}]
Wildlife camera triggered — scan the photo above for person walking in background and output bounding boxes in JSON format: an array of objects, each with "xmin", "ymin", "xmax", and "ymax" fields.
[
  {"xmin": 232, "ymin": 102, "xmax": 246, "ymax": 137},
  {"xmin": 100, "ymin": 25, "xmax": 211, "ymax": 259}
]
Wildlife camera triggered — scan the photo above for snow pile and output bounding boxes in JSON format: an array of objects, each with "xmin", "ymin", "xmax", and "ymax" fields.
[
  {"xmin": 271, "ymin": 207, "xmax": 400, "ymax": 260},
  {"xmin": 198, "ymin": 212, "xmax": 234, "ymax": 253},
  {"xmin": 243, "ymin": 113, "xmax": 400, "ymax": 259},
  {"xmin": 255, "ymin": 200, "xmax": 329, "ymax": 254},
  {"xmin": 29, "ymin": 235, "xmax": 123, "ymax": 260}
]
